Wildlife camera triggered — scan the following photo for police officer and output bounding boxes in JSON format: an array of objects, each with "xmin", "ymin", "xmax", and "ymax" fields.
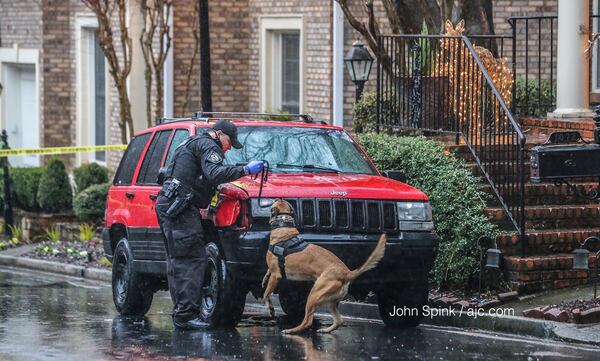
[{"xmin": 155, "ymin": 120, "xmax": 264, "ymax": 330}]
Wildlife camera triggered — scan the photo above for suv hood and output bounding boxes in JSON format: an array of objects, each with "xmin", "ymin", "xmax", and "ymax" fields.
[{"xmin": 228, "ymin": 173, "xmax": 428, "ymax": 201}]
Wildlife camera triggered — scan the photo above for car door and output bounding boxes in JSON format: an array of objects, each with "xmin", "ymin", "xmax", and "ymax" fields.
[
  {"xmin": 108, "ymin": 132, "xmax": 152, "ymax": 229},
  {"xmin": 141, "ymin": 128, "xmax": 192, "ymax": 257},
  {"xmin": 124, "ymin": 129, "xmax": 173, "ymax": 260}
]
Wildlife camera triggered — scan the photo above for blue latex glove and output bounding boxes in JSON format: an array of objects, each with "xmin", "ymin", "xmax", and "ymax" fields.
[{"xmin": 244, "ymin": 160, "xmax": 264, "ymax": 175}]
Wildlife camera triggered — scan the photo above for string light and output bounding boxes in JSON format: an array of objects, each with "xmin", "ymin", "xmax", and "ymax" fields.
[{"xmin": 437, "ymin": 20, "xmax": 514, "ymax": 138}]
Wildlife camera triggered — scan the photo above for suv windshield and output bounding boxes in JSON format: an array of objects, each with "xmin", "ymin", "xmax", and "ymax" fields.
[{"xmin": 223, "ymin": 126, "xmax": 377, "ymax": 175}]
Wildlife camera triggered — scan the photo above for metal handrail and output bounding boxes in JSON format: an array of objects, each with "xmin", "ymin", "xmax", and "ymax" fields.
[
  {"xmin": 376, "ymin": 34, "xmax": 527, "ymax": 254},
  {"xmin": 462, "ymin": 36, "xmax": 526, "ymax": 145},
  {"xmin": 462, "ymin": 36, "xmax": 527, "ymax": 251}
]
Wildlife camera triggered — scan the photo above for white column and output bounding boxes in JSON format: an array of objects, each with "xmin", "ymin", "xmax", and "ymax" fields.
[
  {"xmin": 551, "ymin": 0, "xmax": 593, "ymax": 117},
  {"xmin": 332, "ymin": 1, "xmax": 344, "ymax": 127}
]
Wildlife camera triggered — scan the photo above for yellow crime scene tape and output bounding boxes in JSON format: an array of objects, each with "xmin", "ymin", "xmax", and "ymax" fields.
[{"xmin": 0, "ymin": 144, "xmax": 127, "ymax": 157}]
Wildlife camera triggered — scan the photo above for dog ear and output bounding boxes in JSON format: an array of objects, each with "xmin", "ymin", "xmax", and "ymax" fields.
[{"xmin": 271, "ymin": 206, "xmax": 279, "ymax": 217}]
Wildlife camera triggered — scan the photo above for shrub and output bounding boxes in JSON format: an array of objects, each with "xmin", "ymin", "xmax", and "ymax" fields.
[
  {"xmin": 352, "ymin": 91, "xmax": 394, "ymax": 134},
  {"xmin": 74, "ymin": 183, "xmax": 110, "ymax": 222},
  {"xmin": 515, "ymin": 77, "xmax": 556, "ymax": 117},
  {"xmin": 37, "ymin": 159, "xmax": 72, "ymax": 213},
  {"xmin": 0, "ymin": 169, "xmax": 4, "ymax": 211},
  {"xmin": 45, "ymin": 226, "xmax": 60, "ymax": 242},
  {"xmin": 357, "ymin": 133, "xmax": 496, "ymax": 290},
  {"xmin": 8, "ymin": 224, "xmax": 22, "ymax": 245},
  {"xmin": 78, "ymin": 223, "xmax": 95, "ymax": 243},
  {"xmin": 10, "ymin": 167, "xmax": 44, "ymax": 211},
  {"xmin": 73, "ymin": 162, "xmax": 109, "ymax": 194}
]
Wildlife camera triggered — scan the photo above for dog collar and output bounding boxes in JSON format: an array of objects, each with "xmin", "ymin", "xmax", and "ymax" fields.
[{"xmin": 270, "ymin": 215, "xmax": 296, "ymax": 229}]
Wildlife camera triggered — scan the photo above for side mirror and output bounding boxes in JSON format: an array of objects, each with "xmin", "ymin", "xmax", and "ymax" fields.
[
  {"xmin": 382, "ymin": 170, "xmax": 407, "ymax": 183},
  {"xmin": 157, "ymin": 167, "xmax": 168, "ymax": 185}
]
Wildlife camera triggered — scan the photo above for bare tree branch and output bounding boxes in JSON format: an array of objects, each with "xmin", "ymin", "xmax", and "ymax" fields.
[
  {"xmin": 140, "ymin": 0, "xmax": 173, "ymax": 126},
  {"xmin": 179, "ymin": 9, "xmax": 200, "ymax": 117},
  {"xmin": 82, "ymin": 0, "xmax": 134, "ymax": 144},
  {"xmin": 381, "ymin": 0, "xmax": 401, "ymax": 34}
]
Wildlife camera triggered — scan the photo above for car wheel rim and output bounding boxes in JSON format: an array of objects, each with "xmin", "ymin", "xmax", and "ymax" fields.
[
  {"xmin": 202, "ymin": 260, "xmax": 218, "ymax": 316},
  {"xmin": 114, "ymin": 250, "xmax": 129, "ymax": 305}
]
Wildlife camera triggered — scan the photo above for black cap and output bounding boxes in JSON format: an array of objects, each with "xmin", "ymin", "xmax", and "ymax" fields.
[{"xmin": 212, "ymin": 120, "xmax": 243, "ymax": 149}]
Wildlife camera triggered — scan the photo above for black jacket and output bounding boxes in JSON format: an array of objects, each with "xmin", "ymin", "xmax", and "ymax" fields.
[{"xmin": 165, "ymin": 133, "xmax": 245, "ymax": 207}]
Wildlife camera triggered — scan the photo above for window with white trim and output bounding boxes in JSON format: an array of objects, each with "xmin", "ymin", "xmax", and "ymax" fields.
[
  {"xmin": 261, "ymin": 17, "xmax": 303, "ymax": 114},
  {"xmin": 593, "ymin": 0, "xmax": 600, "ymax": 92},
  {"xmin": 79, "ymin": 27, "xmax": 107, "ymax": 164}
]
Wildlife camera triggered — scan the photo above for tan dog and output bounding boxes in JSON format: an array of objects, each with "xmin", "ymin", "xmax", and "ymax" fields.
[{"xmin": 262, "ymin": 199, "xmax": 386, "ymax": 334}]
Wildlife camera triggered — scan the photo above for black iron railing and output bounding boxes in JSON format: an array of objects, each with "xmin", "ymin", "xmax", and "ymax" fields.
[
  {"xmin": 508, "ymin": 15, "xmax": 558, "ymax": 118},
  {"xmin": 508, "ymin": 15, "xmax": 600, "ymax": 118},
  {"xmin": 376, "ymin": 35, "xmax": 527, "ymax": 254}
]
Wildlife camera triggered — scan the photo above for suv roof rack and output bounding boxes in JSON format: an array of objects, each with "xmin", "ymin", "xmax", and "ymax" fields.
[
  {"xmin": 155, "ymin": 117, "xmax": 193, "ymax": 125},
  {"xmin": 155, "ymin": 112, "xmax": 328, "ymax": 125},
  {"xmin": 192, "ymin": 112, "xmax": 327, "ymax": 124}
]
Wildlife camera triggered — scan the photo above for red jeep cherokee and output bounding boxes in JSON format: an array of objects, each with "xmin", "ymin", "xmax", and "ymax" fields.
[{"xmin": 103, "ymin": 112, "xmax": 438, "ymax": 328}]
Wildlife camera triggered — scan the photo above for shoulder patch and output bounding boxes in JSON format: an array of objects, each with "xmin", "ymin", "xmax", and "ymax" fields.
[{"xmin": 207, "ymin": 151, "xmax": 223, "ymax": 164}]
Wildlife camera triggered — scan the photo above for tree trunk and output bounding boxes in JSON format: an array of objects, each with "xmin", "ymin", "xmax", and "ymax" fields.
[
  {"xmin": 154, "ymin": 68, "xmax": 164, "ymax": 120},
  {"xmin": 116, "ymin": 81, "xmax": 134, "ymax": 144},
  {"xmin": 145, "ymin": 66, "xmax": 153, "ymax": 128}
]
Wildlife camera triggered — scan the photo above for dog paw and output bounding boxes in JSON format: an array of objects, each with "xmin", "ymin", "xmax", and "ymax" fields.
[
  {"xmin": 281, "ymin": 329, "xmax": 293, "ymax": 334},
  {"xmin": 317, "ymin": 328, "xmax": 331, "ymax": 333}
]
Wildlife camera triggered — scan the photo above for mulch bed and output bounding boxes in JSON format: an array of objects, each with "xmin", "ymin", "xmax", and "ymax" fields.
[
  {"xmin": 23, "ymin": 240, "xmax": 110, "ymax": 270},
  {"xmin": 523, "ymin": 297, "xmax": 600, "ymax": 324}
]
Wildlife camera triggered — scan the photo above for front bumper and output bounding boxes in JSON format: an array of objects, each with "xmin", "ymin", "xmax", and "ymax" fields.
[{"xmin": 220, "ymin": 230, "xmax": 439, "ymax": 284}]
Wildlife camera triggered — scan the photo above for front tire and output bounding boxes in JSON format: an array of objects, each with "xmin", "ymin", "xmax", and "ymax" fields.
[
  {"xmin": 377, "ymin": 282, "xmax": 428, "ymax": 328},
  {"xmin": 199, "ymin": 243, "xmax": 247, "ymax": 327},
  {"xmin": 112, "ymin": 239, "xmax": 154, "ymax": 316}
]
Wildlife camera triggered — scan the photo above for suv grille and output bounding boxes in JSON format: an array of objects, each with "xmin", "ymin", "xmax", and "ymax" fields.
[{"xmin": 284, "ymin": 198, "xmax": 397, "ymax": 233}]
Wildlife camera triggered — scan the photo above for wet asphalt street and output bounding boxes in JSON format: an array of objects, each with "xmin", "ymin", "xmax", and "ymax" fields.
[{"xmin": 0, "ymin": 267, "xmax": 599, "ymax": 361}]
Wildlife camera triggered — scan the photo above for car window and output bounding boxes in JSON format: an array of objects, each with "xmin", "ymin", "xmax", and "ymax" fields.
[
  {"xmin": 113, "ymin": 133, "xmax": 151, "ymax": 185},
  {"xmin": 164, "ymin": 129, "xmax": 190, "ymax": 167},
  {"xmin": 137, "ymin": 130, "xmax": 172, "ymax": 185}
]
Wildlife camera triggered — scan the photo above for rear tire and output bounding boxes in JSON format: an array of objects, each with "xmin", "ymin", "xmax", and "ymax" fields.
[
  {"xmin": 377, "ymin": 282, "xmax": 428, "ymax": 328},
  {"xmin": 112, "ymin": 239, "xmax": 154, "ymax": 316},
  {"xmin": 199, "ymin": 243, "xmax": 247, "ymax": 327}
]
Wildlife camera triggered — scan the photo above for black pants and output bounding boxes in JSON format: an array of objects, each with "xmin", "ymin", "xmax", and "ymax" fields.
[{"xmin": 155, "ymin": 194, "xmax": 207, "ymax": 323}]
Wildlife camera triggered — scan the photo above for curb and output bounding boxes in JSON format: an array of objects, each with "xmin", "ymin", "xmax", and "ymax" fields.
[
  {"xmin": 0, "ymin": 254, "xmax": 597, "ymax": 346},
  {"xmin": 0, "ymin": 254, "xmax": 111, "ymax": 283},
  {"xmin": 244, "ymin": 295, "xmax": 562, "ymax": 341}
]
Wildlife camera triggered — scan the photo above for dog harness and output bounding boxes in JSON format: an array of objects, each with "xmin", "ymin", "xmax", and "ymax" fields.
[{"xmin": 268, "ymin": 236, "xmax": 309, "ymax": 279}]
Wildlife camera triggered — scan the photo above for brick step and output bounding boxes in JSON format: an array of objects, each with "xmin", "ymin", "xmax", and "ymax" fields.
[
  {"xmin": 525, "ymin": 127, "xmax": 595, "ymax": 142},
  {"xmin": 487, "ymin": 204, "xmax": 600, "ymax": 222},
  {"xmin": 481, "ymin": 182, "xmax": 599, "ymax": 206},
  {"xmin": 521, "ymin": 116, "xmax": 596, "ymax": 133},
  {"xmin": 465, "ymin": 161, "xmax": 530, "ymax": 177},
  {"xmin": 503, "ymin": 253, "xmax": 598, "ymax": 293},
  {"xmin": 465, "ymin": 162, "xmax": 600, "ymax": 183},
  {"xmin": 484, "ymin": 204, "xmax": 600, "ymax": 231},
  {"xmin": 497, "ymin": 228, "xmax": 600, "ymax": 256},
  {"xmin": 446, "ymin": 144, "xmax": 537, "ymax": 161}
]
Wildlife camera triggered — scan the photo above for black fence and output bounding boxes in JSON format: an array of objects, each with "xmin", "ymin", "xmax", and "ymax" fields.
[
  {"xmin": 508, "ymin": 16, "xmax": 558, "ymax": 118},
  {"xmin": 376, "ymin": 35, "xmax": 527, "ymax": 252},
  {"xmin": 508, "ymin": 15, "xmax": 600, "ymax": 118}
]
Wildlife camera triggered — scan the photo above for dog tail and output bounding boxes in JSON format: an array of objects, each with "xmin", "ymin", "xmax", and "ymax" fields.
[{"xmin": 347, "ymin": 233, "xmax": 386, "ymax": 281}]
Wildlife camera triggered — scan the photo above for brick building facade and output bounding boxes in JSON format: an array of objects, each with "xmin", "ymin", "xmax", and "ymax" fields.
[{"xmin": 0, "ymin": 0, "xmax": 566, "ymax": 172}]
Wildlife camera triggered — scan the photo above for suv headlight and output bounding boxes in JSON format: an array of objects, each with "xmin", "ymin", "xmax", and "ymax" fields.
[
  {"xmin": 251, "ymin": 198, "xmax": 275, "ymax": 217},
  {"xmin": 397, "ymin": 202, "xmax": 434, "ymax": 231}
]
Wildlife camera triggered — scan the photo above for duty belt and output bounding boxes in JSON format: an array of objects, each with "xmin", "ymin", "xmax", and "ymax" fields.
[
  {"xmin": 162, "ymin": 178, "xmax": 201, "ymax": 198},
  {"xmin": 268, "ymin": 236, "xmax": 309, "ymax": 279}
]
